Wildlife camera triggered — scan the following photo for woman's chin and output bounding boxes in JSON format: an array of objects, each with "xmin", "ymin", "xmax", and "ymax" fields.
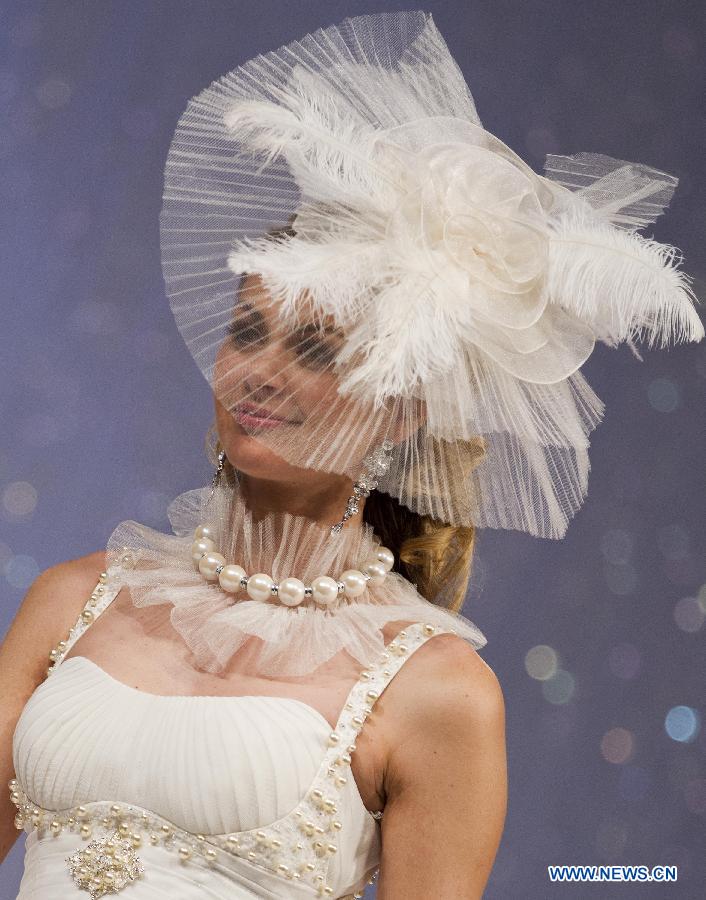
[{"xmin": 218, "ymin": 429, "xmax": 302, "ymax": 481}]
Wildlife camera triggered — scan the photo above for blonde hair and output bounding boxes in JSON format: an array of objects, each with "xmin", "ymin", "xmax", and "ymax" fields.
[{"xmin": 363, "ymin": 491, "xmax": 477, "ymax": 614}]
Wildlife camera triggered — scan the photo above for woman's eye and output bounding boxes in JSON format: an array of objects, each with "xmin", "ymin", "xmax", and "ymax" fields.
[
  {"xmin": 293, "ymin": 333, "xmax": 339, "ymax": 369},
  {"xmin": 225, "ymin": 315, "xmax": 340, "ymax": 369},
  {"xmin": 226, "ymin": 319, "xmax": 266, "ymax": 349}
]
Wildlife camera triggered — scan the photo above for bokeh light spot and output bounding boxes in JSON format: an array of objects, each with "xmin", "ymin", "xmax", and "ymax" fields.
[
  {"xmin": 664, "ymin": 706, "xmax": 700, "ymax": 743},
  {"xmin": 541, "ymin": 669, "xmax": 575, "ymax": 705},
  {"xmin": 647, "ymin": 377, "xmax": 680, "ymax": 413},
  {"xmin": 601, "ymin": 726, "xmax": 634, "ymax": 764},
  {"xmin": 600, "ymin": 528, "xmax": 634, "ymax": 565},
  {"xmin": 604, "ymin": 562, "xmax": 637, "ymax": 595},
  {"xmin": 35, "ymin": 76, "xmax": 72, "ymax": 108},
  {"xmin": 608, "ymin": 643, "xmax": 641, "ymax": 680},
  {"xmin": 70, "ymin": 300, "xmax": 121, "ymax": 335},
  {"xmin": 525, "ymin": 126, "xmax": 560, "ymax": 157},
  {"xmin": 525, "ymin": 644, "xmax": 558, "ymax": 681},
  {"xmin": 2, "ymin": 481, "xmax": 38, "ymax": 517},
  {"xmin": 697, "ymin": 583, "xmax": 706, "ymax": 614},
  {"xmin": 673, "ymin": 597, "xmax": 704, "ymax": 633},
  {"xmin": 684, "ymin": 777, "xmax": 706, "ymax": 815},
  {"xmin": 0, "ymin": 541, "xmax": 13, "ymax": 575},
  {"xmin": 595, "ymin": 817, "xmax": 629, "ymax": 858},
  {"xmin": 5, "ymin": 554, "xmax": 40, "ymax": 590}
]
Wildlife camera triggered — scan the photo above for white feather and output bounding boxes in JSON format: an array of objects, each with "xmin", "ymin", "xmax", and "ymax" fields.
[
  {"xmin": 548, "ymin": 207, "xmax": 704, "ymax": 349},
  {"xmin": 336, "ymin": 276, "xmax": 466, "ymax": 406},
  {"xmin": 223, "ymin": 69, "xmax": 394, "ymax": 206}
]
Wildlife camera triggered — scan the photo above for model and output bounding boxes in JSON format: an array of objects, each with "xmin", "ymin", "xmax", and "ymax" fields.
[{"xmin": 1, "ymin": 10, "xmax": 702, "ymax": 899}]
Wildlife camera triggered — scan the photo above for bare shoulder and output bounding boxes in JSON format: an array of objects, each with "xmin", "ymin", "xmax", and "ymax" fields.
[
  {"xmin": 417, "ymin": 630, "xmax": 502, "ymax": 696},
  {"xmin": 14, "ymin": 548, "xmax": 107, "ymax": 635},
  {"xmin": 381, "ymin": 631, "xmax": 505, "ymax": 755},
  {"xmin": 426, "ymin": 632, "xmax": 504, "ymax": 721},
  {"xmin": 0, "ymin": 549, "xmax": 107, "ymax": 685}
]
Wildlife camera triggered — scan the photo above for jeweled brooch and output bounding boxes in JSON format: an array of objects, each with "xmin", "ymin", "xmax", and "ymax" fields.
[{"xmin": 65, "ymin": 829, "xmax": 144, "ymax": 897}]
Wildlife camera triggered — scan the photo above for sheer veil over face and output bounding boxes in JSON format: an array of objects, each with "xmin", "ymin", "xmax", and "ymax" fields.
[{"xmin": 212, "ymin": 272, "xmax": 401, "ymax": 492}]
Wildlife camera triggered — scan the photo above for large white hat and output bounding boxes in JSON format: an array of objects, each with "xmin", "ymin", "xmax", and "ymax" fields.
[{"xmin": 158, "ymin": 9, "xmax": 703, "ymax": 540}]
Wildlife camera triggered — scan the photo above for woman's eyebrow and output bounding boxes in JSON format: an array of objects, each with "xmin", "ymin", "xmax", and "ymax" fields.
[
  {"xmin": 290, "ymin": 322, "xmax": 342, "ymax": 340},
  {"xmin": 233, "ymin": 301, "xmax": 257, "ymax": 316},
  {"xmin": 229, "ymin": 301, "xmax": 342, "ymax": 339},
  {"xmin": 228, "ymin": 302, "xmax": 267, "ymax": 326},
  {"xmin": 291, "ymin": 320, "xmax": 343, "ymax": 337}
]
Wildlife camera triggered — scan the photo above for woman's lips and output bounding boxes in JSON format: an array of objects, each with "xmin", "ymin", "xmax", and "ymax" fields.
[{"xmin": 233, "ymin": 403, "xmax": 301, "ymax": 430}]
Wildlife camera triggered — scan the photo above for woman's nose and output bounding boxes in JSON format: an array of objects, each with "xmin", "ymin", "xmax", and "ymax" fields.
[{"xmin": 243, "ymin": 342, "xmax": 289, "ymax": 397}]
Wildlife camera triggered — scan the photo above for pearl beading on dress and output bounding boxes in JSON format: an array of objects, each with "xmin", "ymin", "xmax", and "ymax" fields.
[
  {"xmin": 44, "ymin": 553, "xmax": 134, "ymax": 677},
  {"xmin": 16, "ymin": 557, "xmax": 455, "ymax": 898},
  {"xmin": 191, "ymin": 526, "xmax": 396, "ymax": 609}
]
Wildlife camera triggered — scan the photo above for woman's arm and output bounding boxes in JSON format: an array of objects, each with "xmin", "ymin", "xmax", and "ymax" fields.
[
  {"xmin": 0, "ymin": 551, "xmax": 106, "ymax": 865},
  {"xmin": 376, "ymin": 638, "xmax": 507, "ymax": 899}
]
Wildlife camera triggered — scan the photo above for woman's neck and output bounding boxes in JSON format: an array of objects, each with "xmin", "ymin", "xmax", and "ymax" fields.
[{"xmin": 237, "ymin": 471, "xmax": 365, "ymax": 530}]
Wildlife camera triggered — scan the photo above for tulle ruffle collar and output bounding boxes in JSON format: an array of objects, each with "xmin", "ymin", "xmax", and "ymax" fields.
[{"xmin": 105, "ymin": 478, "xmax": 487, "ymax": 677}]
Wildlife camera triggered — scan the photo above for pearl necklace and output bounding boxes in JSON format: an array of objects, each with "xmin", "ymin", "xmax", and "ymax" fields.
[{"xmin": 191, "ymin": 525, "xmax": 395, "ymax": 608}]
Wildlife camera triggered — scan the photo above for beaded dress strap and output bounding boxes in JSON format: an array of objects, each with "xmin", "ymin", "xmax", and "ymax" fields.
[
  {"xmin": 307, "ymin": 621, "xmax": 457, "ymax": 898},
  {"xmin": 46, "ymin": 549, "xmax": 134, "ymax": 677},
  {"xmin": 316, "ymin": 620, "xmax": 458, "ymax": 813}
]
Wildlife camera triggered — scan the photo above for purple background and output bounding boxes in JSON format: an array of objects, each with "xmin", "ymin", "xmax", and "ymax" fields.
[{"xmin": 1, "ymin": 1, "xmax": 704, "ymax": 897}]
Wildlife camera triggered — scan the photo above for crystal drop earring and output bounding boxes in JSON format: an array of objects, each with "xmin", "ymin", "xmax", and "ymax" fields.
[
  {"xmin": 207, "ymin": 443, "xmax": 227, "ymax": 504},
  {"xmin": 331, "ymin": 439, "xmax": 394, "ymax": 534}
]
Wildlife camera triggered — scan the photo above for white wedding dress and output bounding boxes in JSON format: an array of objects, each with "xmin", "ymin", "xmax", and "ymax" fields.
[{"xmin": 9, "ymin": 566, "xmax": 457, "ymax": 898}]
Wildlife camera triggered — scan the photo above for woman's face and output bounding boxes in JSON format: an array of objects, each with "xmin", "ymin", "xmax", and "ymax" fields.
[{"xmin": 213, "ymin": 273, "xmax": 372, "ymax": 484}]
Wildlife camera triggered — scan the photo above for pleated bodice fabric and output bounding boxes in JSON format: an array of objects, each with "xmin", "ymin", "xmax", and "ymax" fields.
[
  {"xmin": 14, "ymin": 656, "xmax": 354, "ymax": 835},
  {"xmin": 9, "ymin": 566, "xmax": 458, "ymax": 898},
  {"xmin": 12, "ymin": 656, "xmax": 380, "ymax": 898}
]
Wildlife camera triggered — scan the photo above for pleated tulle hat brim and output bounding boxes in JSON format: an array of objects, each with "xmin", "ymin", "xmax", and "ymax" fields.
[{"xmin": 158, "ymin": 10, "xmax": 703, "ymax": 537}]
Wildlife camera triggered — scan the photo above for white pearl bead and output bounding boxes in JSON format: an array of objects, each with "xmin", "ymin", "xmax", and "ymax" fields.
[
  {"xmin": 191, "ymin": 538, "xmax": 214, "ymax": 565},
  {"xmin": 311, "ymin": 575, "xmax": 339, "ymax": 607},
  {"xmin": 194, "ymin": 524, "xmax": 216, "ymax": 541},
  {"xmin": 339, "ymin": 570, "xmax": 367, "ymax": 598},
  {"xmin": 375, "ymin": 546, "xmax": 395, "ymax": 571},
  {"xmin": 362, "ymin": 560, "xmax": 387, "ymax": 584},
  {"xmin": 218, "ymin": 564, "xmax": 246, "ymax": 593},
  {"xmin": 247, "ymin": 573, "xmax": 274, "ymax": 602},
  {"xmin": 198, "ymin": 552, "xmax": 226, "ymax": 581},
  {"xmin": 278, "ymin": 577, "xmax": 306, "ymax": 607}
]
